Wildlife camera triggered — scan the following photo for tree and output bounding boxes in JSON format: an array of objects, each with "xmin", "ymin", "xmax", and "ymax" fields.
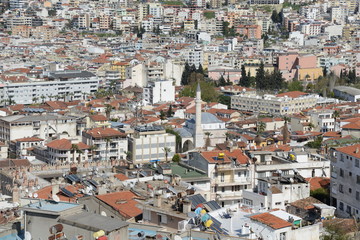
[
  {"xmin": 32, "ymin": 97, "xmax": 39, "ymax": 104},
  {"xmin": 308, "ymin": 122, "xmax": 315, "ymax": 132},
  {"xmin": 181, "ymin": 62, "xmax": 191, "ymax": 85},
  {"xmin": 218, "ymin": 95, "xmax": 231, "ymax": 108},
  {"xmin": 204, "ymin": 132, "xmax": 212, "ymax": 148},
  {"xmin": 196, "ymin": 64, "xmax": 204, "ymax": 75},
  {"xmin": 180, "ymin": 81, "xmax": 219, "ymax": 102},
  {"xmin": 104, "ymin": 137, "xmax": 112, "ymax": 161},
  {"xmin": 239, "ymin": 65, "xmax": 250, "ymax": 87},
  {"xmin": 160, "ymin": 110, "xmax": 166, "ymax": 121},
  {"xmin": 271, "ymin": 69, "xmax": 285, "ymax": 90},
  {"xmin": 255, "ymin": 62, "xmax": 265, "ymax": 90},
  {"xmin": 167, "ymin": 104, "xmax": 173, "ymax": 118},
  {"xmin": 105, "ymin": 104, "xmax": 114, "ymax": 119},
  {"xmin": 70, "ymin": 144, "xmax": 79, "ymax": 163},
  {"xmin": 90, "ymin": 145, "xmax": 98, "ymax": 160},
  {"xmin": 172, "ymin": 154, "xmax": 180, "ymax": 162},
  {"xmin": 333, "ymin": 110, "xmax": 340, "ymax": 131},
  {"xmin": 257, "ymin": 121, "xmax": 266, "ymax": 135},
  {"xmin": 124, "ymin": 151, "xmax": 132, "ymax": 161},
  {"xmin": 271, "ymin": 10, "xmax": 280, "ymax": 23},
  {"xmin": 322, "ymin": 223, "xmax": 351, "ymax": 240},
  {"xmin": 163, "ymin": 147, "xmax": 171, "ymax": 163},
  {"xmin": 218, "ymin": 75, "xmax": 227, "ymax": 86},
  {"xmin": 287, "ymin": 80, "xmax": 304, "ymax": 92}
]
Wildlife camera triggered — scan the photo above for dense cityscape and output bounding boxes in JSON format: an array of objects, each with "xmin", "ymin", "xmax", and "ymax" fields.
[{"xmin": 0, "ymin": 0, "xmax": 359, "ymax": 239}]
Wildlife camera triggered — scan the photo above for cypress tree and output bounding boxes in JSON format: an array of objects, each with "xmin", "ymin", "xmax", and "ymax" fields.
[
  {"xmin": 255, "ymin": 62, "xmax": 265, "ymax": 90},
  {"xmin": 239, "ymin": 65, "xmax": 249, "ymax": 87},
  {"xmin": 181, "ymin": 62, "xmax": 191, "ymax": 85}
]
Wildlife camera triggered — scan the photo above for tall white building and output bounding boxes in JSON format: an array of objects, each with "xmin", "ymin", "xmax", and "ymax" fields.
[
  {"xmin": 143, "ymin": 79, "xmax": 174, "ymax": 105},
  {"xmin": 330, "ymin": 144, "xmax": 360, "ymax": 220},
  {"xmin": 128, "ymin": 125, "xmax": 176, "ymax": 163},
  {"xmin": 0, "ymin": 70, "xmax": 99, "ymax": 105}
]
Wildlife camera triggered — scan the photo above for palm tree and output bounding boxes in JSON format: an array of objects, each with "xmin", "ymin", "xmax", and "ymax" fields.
[
  {"xmin": 40, "ymin": 95, "xmax": 46, "ymax": 103},
  {"xmin": 257, "ymin": 121, "xmax": 266, "ymax": 135},
  {"xmin": 162, "ymin": 147, "xmax": 171, "ymax": 163},
  {"xmin": 204, "ymin": 132, "xmax": 213, "ymax": 148},
  {"xmin": 32, "ymin": 97, "xmax": 39, "ymax": 104},
  {"xmin": 105, "ymin": 104, "xmax": 114, "ymax": 119},
  {"xmin": 70, "ymin": 144, "xmax": 79, "ymax": 163},
  {"xmin": 282, "ymin": 117, "xmax": 290, "ymax": 144},
  {"xmin": 333, "ymin": 110, "xmax": 340, "ymax": 131},
  {"xmin": 104, "ymin": 137, "xmax": 112, "ymax": 161},
  {"xmin": 124, "ymin": 151, "xmax": 132, "ymax": 161},
  {"xmin": 308, "ymin": 122, "xmax": 315, "ymax": 132},
  {"xmin": 89, "ymin": 145, "xmax": 98, "ymax": 161}
]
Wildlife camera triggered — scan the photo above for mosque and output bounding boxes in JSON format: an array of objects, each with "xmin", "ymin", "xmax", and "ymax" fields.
[{"xmin": 175, "ymin": 83, "xmax": 227, "ymax": 152}]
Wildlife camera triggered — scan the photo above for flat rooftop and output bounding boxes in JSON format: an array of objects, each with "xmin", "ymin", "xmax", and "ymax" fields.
[{"xmin": 24, "ymin": 200, "xmax": 79, "ymax": 212}]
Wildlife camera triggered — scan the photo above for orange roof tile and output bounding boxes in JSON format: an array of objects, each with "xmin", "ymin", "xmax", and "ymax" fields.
[
  {"xmin": 250, "ymin": 212, "xmax": 292, "ymax": 229},
  {"xmin": 84, "ymin": 127, "xmax": 126, "ymax": 138},
  {"xmin": 276, "ymin": 91, "xmax": 307, "ymax": 98},
  {"xmin": 47, "ymin": 139, "xmax": 90, "ymax": 150},
  {"xmin": 96, "ymin": 191, "xmax": 142, "ymax": 219}
]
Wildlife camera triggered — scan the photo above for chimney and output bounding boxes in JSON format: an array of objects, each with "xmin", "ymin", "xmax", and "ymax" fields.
[
  {"xmin": 12, "ymin": 185, "xmax": 19, "ymax": 203},
  {"xmin": 153, "ymin": 194, "xmax": 161, "ymax": 208},
  {"xmin": 355, "ymin": 148, "xmax": 359, "ymax": 154},
  {"xmin": 51, "ymin": 180, "xmax": 59, "ymax": 196},
  {"xmin": 182, "ymin": 200, "xmax": 192, "ymax": 214}
]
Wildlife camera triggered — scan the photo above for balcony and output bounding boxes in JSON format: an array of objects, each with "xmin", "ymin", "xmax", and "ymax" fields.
[
  {"xmin": 214, "ymin": 178, "xmax": 251, "ymax": 186},
  {"xmin": 216, "ymin": 191, "xmax": 243, "ymax": 200}
]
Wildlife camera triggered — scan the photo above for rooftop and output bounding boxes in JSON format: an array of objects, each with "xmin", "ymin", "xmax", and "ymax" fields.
[{"xmin": 23, "ymin": 200, "xmax": 80, "ymax": 212}]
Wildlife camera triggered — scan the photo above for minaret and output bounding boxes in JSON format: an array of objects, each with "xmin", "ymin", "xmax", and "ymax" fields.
[{"xmin": 194, "ymin": 82, "xmax": 204, "ymax": 148}]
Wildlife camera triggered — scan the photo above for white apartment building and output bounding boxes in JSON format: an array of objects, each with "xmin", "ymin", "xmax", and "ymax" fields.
[
  {"xmin": 82, "ymin": 127, "xmax": 128, "ymax": 161},
  {"xmin": 309, "ymin": 109, "xmax": 335, "ymax": 132},
  {"xmin": 0, "ymin": 115, "xmax": 77, "ymax": 143},
  {"xmin": 46, "ymin": 139, "xmax": 90, "ymax": 163},
  {"xmin": 128, "ymin": 125, "xmax": 176, "ymax": 164},
  {"xmin": 143, "ymin": 79, "xmax": 174, "ymax": 105},
  {"xmin": 190, "ymin": 150, "xmax": 252, "ymax": 207},
  {"xmin": 330, "ymin": 144, "xmax": 360, "ymax": 220},
  {"xmin": 300, "ymin": 22, "xmax": 322, "ymax": 36},
  {"xmin": 183, "ymin": 47, "xmax": 204, "ymax": 69},
  {"xmin": 242, "ymin": 174, "xmax": 310, "ymax": 211},
  {"xmin": 148, "ymin": 3, "xmax": 163, "ymax": 18},
  {"xmin": 126, "ymin": 63, "xmax": 148, "ymax": 87},
  {"xmin": 331, "ymin": 5, "xmax": 348, "ymax": 24},
  {"xmin": 0, "ymin": 70, "xmax": 99, "ymax": 105},
  {"xmin": 78, "ymin": 14, "xmax": 90, "ymax": 29},
  {"xmin": 231, "ymin": 93, "xmax": 318, "ymax": 115},
  {"xmin": 300, "ymin": 6, "xmax": 320, "ymax": 20}
]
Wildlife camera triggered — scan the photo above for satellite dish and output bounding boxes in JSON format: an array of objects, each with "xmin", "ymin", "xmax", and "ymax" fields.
[
  {"xmin": 28, "ymin": 193, "xmax": 32, "ymax": 198},
  {"xmin": 24, "ymin": 231, "xmax": 31, "ymax": 240},
  {"xmin": 174, "ymin": 236, "xmax": 182, "ymax": 240},
  {"xmin": 33, "ymin": 193, "xmax": 38, "ymax": 198},
  {"xmin": 52, "ymin": 195, "xmax": 60, "ymax": 203},
  {"xmin": 100, "ymin": 211, "xmax": 107, "ymax": 217}
]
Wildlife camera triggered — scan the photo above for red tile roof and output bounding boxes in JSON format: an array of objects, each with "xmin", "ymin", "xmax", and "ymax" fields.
[
  {"xmin": 276, "ymin": 91, "xmax": 307, "ymax": 98},
  {"xmin": 305, "ymin": 177, "xmax": 330, "ymax": 191},
  {"xmin": 200, "ymin": 149, "xmax": 249, "ymax": 164},
  {"xmin": 290, "ymin": 196, "xmax": 323, "ymax": 210},
  {"xmin": 0, "ymin": 159, "xmax": 31, "ymax": 168},
  {"xmin": 336, "ymin": 143, "xmax": 360, "ymax": 158},
  {"xmin": 84, "ymin": 127, "xmax": 126, "ymax": 138},
  {"xmin": 89, "ymin": 114, "xmax": 108, "ymax": 121},
  {"xmin": 250, "ymin": 212, "xmax": 292, "ymax": 229},
  {"xmin": 96, "ymin": 191, "xmax": 142, "ymax": 219},
  {"xmin": 114, "ymin": 173, "xmax": 129, "ymax": 181},
  {"xmin": 34, "ymin": 184, "xmax": 83, "ymax": 203},
  {"xmin": 14, "ymin": 137, "xmax": 44, "ymax": 142},
  {"xmin": 342, "ymin": 121, "xmax": 360, "ymax": 130},
  {"xmin": 47, "ymin": 139, "xmax": 90, "ymax": 150}
]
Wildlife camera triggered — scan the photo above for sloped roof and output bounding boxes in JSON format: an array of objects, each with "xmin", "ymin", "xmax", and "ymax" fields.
[
  {"xmin": 250, "ymin": 212, "xmax": 292, "ymax": 229},
  {"xmin": 47, "ymin": 139, "xmax": 89, "ymax": 150}
]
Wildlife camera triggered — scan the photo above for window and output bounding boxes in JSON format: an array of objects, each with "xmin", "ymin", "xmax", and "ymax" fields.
[
  {"xmin": 346, "ymin": 206, "xmax": 351, "ymax": 214},
  {"xmin": 357, "ymin": 175, "xmax": 360, "ymax": 184},
  {"xmin": 349, "ymin": 188, "xmax": 352, "ymax": 194},
  {"xmin": 221, "ymin": 173, "xmax": 225, "ymax": 182},
  {"xmin": 340, "ymin": 168, "xmax": 344, "ymax": 177},
  {"xmin": 339, "ymin": 184, "xmax": 344, "ymax": 193},
  {"xmin": 339, "ymin": 202, "xmax": 344, "ymax": 211},
  {"xmin": 356, "ymin": 191, "xmax": 359, "ymax": 200},
  {"xmin": 356, "ymin": 159, "xmax": 359, "ymax": 168},
  {"xmin": 349, "ymin": 171, "xmax": 352, "ymax": 176}
]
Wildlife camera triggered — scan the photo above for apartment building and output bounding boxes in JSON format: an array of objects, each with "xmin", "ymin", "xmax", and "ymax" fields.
[
  {"xmin": 82, "ymin": 127, "xmax": 128, "ymax": 161},
  {"xmin": 308, "ymin": 109, "xmax": 336, "ymax": 132},
  {"xmin": 128, "ymin": 125, "xmax": 176, "ymax": 164},
  {"xmin": 47, "ymin": 139, "xmax": 90, "ymax": 163},
  {"xmin": 0, "ymin": 115, "xmax": 77, "ymax": 143},
  {"xmin": 189, "ymin": 149, "xmax": 252, "ymax": 207},
  {"xmin": 0, "ymin": 70, "xmax": 99, "ymax": 105},
  {"xmin": 143, "ymin": 79, "xmax": 174, "ymax": 105},
  {"xmin": 231, "ymin": 91, "xmax": 318, "ymax": 115},
  {"xmin": 330, "ymin": 144, "xmax": 360, "ymax": 220}
]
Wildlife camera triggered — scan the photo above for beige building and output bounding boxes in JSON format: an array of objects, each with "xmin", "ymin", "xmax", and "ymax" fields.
[
  {"xmin": 128, "ymin": 125, "xmax": 176, "ymax": 164},
  {"xmin": 231, "ymin": 92, "xmax": 318, "ymax": 115}
]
